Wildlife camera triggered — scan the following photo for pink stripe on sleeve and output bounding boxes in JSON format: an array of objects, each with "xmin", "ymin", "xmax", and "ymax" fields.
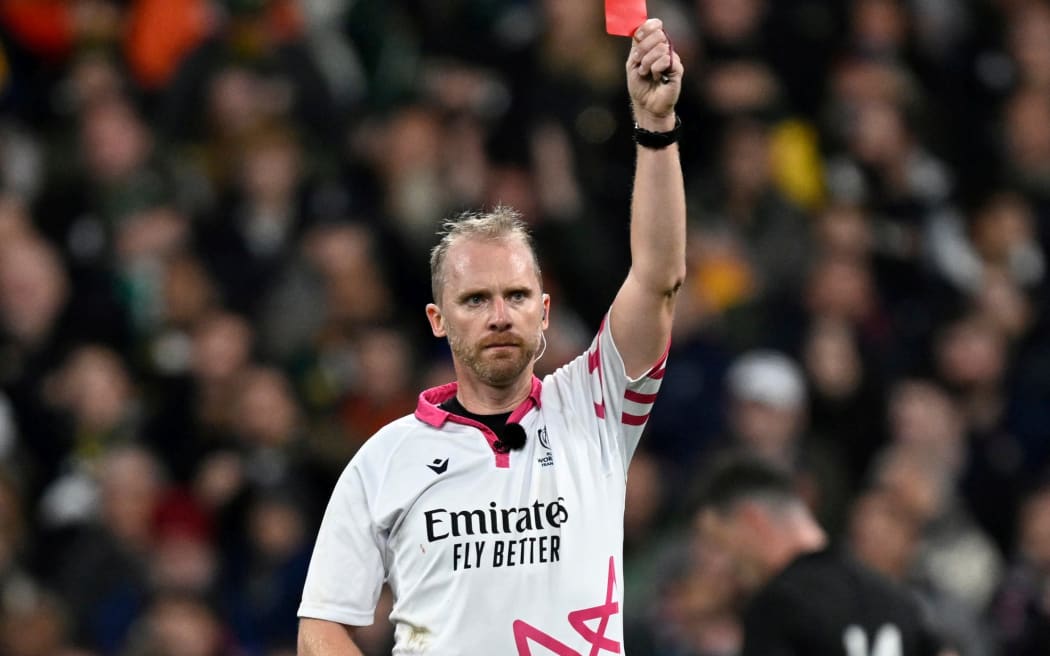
[
  {"xmin": 621, "ymin": 411, "xmax": 650, "ymax": 426},
  {"xmin": 624, "ymin": 389, "xmax": 658, "ymax": 404}
]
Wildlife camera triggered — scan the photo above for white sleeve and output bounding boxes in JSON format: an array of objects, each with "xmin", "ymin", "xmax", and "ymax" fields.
[
  {"xmin": 557, "ymin": 315, "xmax": 668, "ymax": 469},
  {"xmin": 298, "ymin": 458, "xmax": 387, "ymax": 626}
]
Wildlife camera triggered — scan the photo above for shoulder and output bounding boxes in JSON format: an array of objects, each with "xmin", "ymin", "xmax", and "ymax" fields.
[
  {"xmin": 344, "ymin": 412, "xmax": 439, "ymax": 478},
  {"xmin": 762, "ymin": 549, "xmax": 924, "ymax": 620},
  {"xmin": 750, "ymin": 550, "xmax": 860, "ymax": 617},
  {"xmin": 330, "ymin": 413, "xmax": 450, "ymax": 514}
]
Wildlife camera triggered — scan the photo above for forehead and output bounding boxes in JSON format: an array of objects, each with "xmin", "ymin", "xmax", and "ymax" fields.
[{"xmin": 442, "ymin": 236, "xmax": 540, "ymax": 292}]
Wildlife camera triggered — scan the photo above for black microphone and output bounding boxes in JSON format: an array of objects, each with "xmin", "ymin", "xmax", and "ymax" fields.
[{"xmin": 494, "ymin": 423, "xmax": 527, "ymax": 452}]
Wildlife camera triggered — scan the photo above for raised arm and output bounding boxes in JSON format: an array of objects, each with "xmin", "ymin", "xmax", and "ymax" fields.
[{"xmin": 609, "ymin": 18, "xmax": 686, "ymax": 378}]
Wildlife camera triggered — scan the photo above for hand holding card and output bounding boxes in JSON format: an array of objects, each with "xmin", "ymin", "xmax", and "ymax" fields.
[
  {"xmin": 626, "ymin": 18, "xmax": 682, "ymax": 131},
  {"xmin": 610, "ymin": 2, "xmax": 676, "ymax": 87}
]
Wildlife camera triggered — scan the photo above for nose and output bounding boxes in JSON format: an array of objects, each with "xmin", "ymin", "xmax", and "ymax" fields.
[{"xmin": 488, "ymin": 297, "xmax": 511, "ymax": 331}]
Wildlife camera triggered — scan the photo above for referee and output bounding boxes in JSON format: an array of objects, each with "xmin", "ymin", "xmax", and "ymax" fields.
[{"xmin": 698, "ymin": 453, "xmax": 955, "ymax": 656}]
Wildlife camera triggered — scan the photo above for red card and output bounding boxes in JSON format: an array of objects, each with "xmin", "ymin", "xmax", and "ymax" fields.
[{"xmin": 605, "ymin": 0, "xmax": 647, "ymax": 36}]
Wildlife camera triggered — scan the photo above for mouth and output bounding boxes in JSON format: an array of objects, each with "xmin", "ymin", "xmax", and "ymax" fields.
[{"xmin": 481, "ymin": 338, "xmax": 523, "ymax": 351}]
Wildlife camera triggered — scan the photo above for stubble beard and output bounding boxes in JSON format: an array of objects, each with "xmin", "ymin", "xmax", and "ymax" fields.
[{"xmin": 447, "ymin": 328, "xmax": 539, "ymax": 387}]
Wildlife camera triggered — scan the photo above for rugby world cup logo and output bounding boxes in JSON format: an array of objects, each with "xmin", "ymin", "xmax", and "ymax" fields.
[{"xmin": 537, "ymin": 426, "xmax": 551, "ymax": 449}]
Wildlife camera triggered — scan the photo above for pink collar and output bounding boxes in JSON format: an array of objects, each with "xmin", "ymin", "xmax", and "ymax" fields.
[{"xmin": 415, "ymin": 376, "xmax": 543, "ymax": 427}]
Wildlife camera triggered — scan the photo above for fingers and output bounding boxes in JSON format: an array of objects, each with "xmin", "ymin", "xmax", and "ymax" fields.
[
  {"xmin": 632, "ymin": 18, "xmax": 664, "ymax": 43},
  {"xmin": 633, "ymin": 24, "xmax": 667, "ymax": 61},
  {"xmin": 657, "ymin": 48, "xmax": 683, "ymax": 82},
  {"xmin": 628, "ymin": 40, "xmax": 677, "ymax": 80},
  {"xmin": 630, "ymin": 19, "xmax": 676, "ymax": 79},
  {"xmin": 640, "ymin": 44, "xmax": 670, "ymax": 77}
]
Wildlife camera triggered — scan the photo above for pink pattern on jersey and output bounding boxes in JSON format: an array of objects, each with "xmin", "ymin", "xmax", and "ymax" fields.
[
  {"xmin": 589, "ymin": 320, "xmax": 607, "ymax": 419},
  {"xmin": 623, "ymin": 390, "xmax": 658, "ymax": 404},
  {"xmin": 568, "ymin": 557, "xmax": 621, "ymax": 655},
  {"xmin": 620, "ymin": 412, "xmax": 650, "ymax": 426},
  {"xmin": 512, "ymin": 556, "xmax": 622, "ymax": 655},
  {"xmin": 617, "ymin": 338, "xmax": 667, "ymax": 427}
]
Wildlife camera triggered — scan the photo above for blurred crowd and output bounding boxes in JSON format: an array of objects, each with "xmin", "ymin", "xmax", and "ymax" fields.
[{"xmin": 0, "ymin": 0, "xmax": 1049, "ymax": 654}]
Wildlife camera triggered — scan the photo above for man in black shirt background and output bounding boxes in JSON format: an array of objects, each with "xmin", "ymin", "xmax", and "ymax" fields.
[{"xmin": 698, "ymin": 453, "xmax": 954, "ymax": 656}]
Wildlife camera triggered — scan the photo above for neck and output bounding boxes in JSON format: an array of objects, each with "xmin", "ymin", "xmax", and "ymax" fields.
[{"xmin": 453, "ymin": 368, "xmax": 533, "ymax": 414}]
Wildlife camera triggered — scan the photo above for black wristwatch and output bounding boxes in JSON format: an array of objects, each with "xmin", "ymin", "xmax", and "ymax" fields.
[{"xmin": 633, "ymin": 115, "xmax": 681, "ymax": 149}]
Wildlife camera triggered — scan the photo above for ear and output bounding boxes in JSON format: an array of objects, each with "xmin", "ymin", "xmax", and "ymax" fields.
[
  {"xmin": 426, "ymin": 303, "xmax": 446, "ymax": 337},
  {"xmin": 541, "ymin": 293, "xmax": 551, "ymax": 330}
]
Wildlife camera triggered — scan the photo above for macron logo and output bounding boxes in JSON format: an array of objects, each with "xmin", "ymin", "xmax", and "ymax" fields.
[{"xmin": 427, "ymin": 458, "xmax": 449, "ymax": 475}]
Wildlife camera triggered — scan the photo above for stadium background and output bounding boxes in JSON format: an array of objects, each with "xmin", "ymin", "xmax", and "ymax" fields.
[{"xmin": 0, "ymin": 0, "xmax": 1049, "ymax": 654}]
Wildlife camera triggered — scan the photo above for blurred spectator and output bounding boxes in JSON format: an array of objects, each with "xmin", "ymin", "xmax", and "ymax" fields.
[
  {"xmin": 0, "ymin": 0, "xmax": 121, "ymax": 62},
  {"xmin": 40, "ymin": 93, "xmax": 172, "ymax": 252},
  {"xmin": 227, "ymin": 365, "xmax": 317, "ymax": 498},
  {"xmin": 142, "ymin": 253, "xmax": 220, "ymax": 378},
  {"xmin": 1001, "ymin": 86, "xmax": 1050, "ymax": 202},
  {"xmin": 123, "ymin": 0, "xmax": 214, "ymax": 93},
  {"xmin": 725, "ymin": 350, "xmax": 808, "ymax": 463},
  {"xmin": 691, "ymin": 118, "xmax": 813, "ymax": 303},
  {"xmin": 159, "ymin": 0, "xmax": 336, "ymax": 149},
  {"xmin": 221, "ymin": 491, "xmax": 311, "ymax": 655},
  {"xmin": 804, "ymin": 252, "xmax": 894, "ymax": 357},
  {"xmin": 0, "ymin": 232, "xmax": 69, "ymax": 355},
  {"xmin": 930, "ymin": 315, "xmax": 1028, "ymax": 551},
  {"xmin": 1006, "ymin": 1, "xmax": 1050, "ymax": 92},
  {"xmin": 826, "ymin": 95, "xmax": 952, "ymax": 220},
  {"xmin": 50, "ymin": 445, "xmax": 166, "ymax": 653},
  {"xmin": 36, "ymin": 345, "xmax": 140, "ymax": 530},
  {"xmin": 0, "ymin": 584, "xmax": 88, "ymax": 656},
  {"xmin": 121, "ymin": 590, "xmax": 234, "ymax": 656},
  {"xmin": 934, "ymin": 316, "xmax": 1008, "ymax": 434},
  {"xmin": 887, "ymin": 379, "xmax": 966, "ymax": 471},
  {"xmin": 721, "ymin": 350, "xmax": 851, "ymax": 533},
  {"xmin": 337, "ymin": 326, "xmax": 417, "ymax": 452},
  {"xmin": 47, "ymin": 345, "xmax": 139, "ymax": 456},
  {"xmin": 849, "ymin": 489, "xmax": 921, "ymax": 583},
  {"xmin": 698, "ymin": 453, "xmax": 946, "ymax": 655},
  {"xmin": 690, "ymin": 0, "xmax": 784, "ymax": 119},
  {"xmin": 849, "ymin": 0, "xmax": 910, "ymax": 60},
  {"xmin": 625, "ymin": 449, "xmax": 667, "ymax": 562},
  {"xmin": 990, "ymin": 479, "xmax": 1050, "ymax": 655},
  {"xmin": 362, "ymin": 103, "xmax": 473, "ymax": 253},
  {"xmin": 928, "ymin": 190, "xmax": 1045, "ymax": 296},
  {"xmin": 848, "ymin": 489, "xmax": 993, "ymax": 656},
  {"xmin": 146, "ymin": 310, "xmax": 254, "ymax": 482},
  {"xmin": 814, "ymin": 202, "xmax": 875, "ymax": 260},
  {"xmin": 802, "ymin": 316, "xmax": 887, "ymax": 487},
  {"xmin": 626, "ymin": 529, "xmax": 742, "ymax": 656},
  {"xmin": 872, "ymin": 441, "xmax": 1003, "ymax": 614},
  {"xmin": 0, "ymin": 232, "xmax": 77, "ymax": 500},
  {"xmin": 148, "ymin": 491, "xmax": 216, "ymax": 597},
  {"xmin": 196, "ymin": 123, "xmax": 315, "ymax": 319}
]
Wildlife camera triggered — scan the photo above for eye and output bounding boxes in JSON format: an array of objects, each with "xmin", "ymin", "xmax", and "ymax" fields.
[
  {"xmin": 509, "ymin": 291, "xmax": 526, "ymax": 302},
  {"xmin": 466, "ymin": 294, "xmax": 484, "ymax": 306}
]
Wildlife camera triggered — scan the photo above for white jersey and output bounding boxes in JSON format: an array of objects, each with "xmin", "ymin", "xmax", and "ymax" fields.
[{"xmin": 298, "ymin": 318, "xmax": 667, "ymax": 655}]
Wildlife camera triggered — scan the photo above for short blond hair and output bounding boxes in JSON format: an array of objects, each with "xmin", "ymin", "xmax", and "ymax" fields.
[{"xmin": 429, "ymin": 206, "xmax": 541, "ymax": 303}]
